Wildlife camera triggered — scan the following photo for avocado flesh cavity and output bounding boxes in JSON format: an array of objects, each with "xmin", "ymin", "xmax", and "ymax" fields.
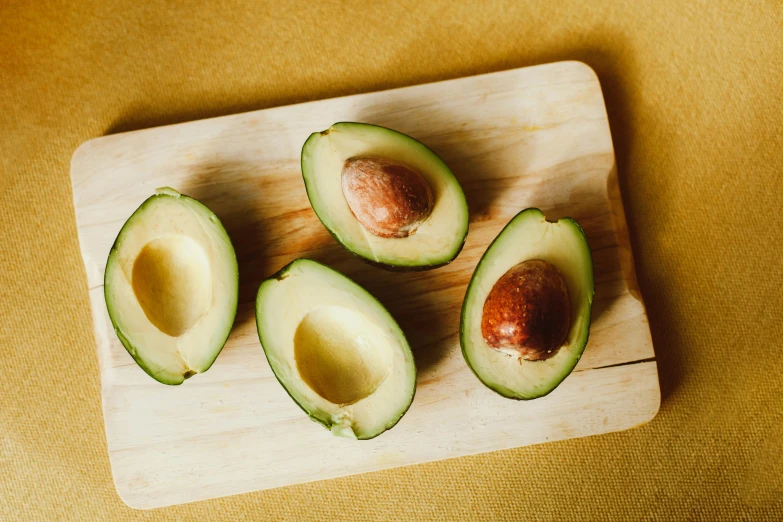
[
  {"xmin": 460, "ymin": 208, "xmax": 594, "ymax": 400},
  {"xmin": 255, "ymin": 259, "xmax": 416, "ymax": 439},
  {"xmin": 301, "ymin": 122, "xmax": 469, "ymax": 270},
  {"xmin": 104, "ymin": 188, "xmax": 239, "ymax": 385}
]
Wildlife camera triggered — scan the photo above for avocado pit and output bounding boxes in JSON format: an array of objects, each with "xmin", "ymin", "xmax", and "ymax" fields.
[
  {"xmin": 341, "ymin": 156, "xmax": 433, "ymax": 238},
  {"xmin": 481, "ymin": 259, "xmax": 571, "ymax": 361}
]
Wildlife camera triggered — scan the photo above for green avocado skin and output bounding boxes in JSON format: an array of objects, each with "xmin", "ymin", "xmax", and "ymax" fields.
[
  {"xmin": 350, "ymin": 232, "xmax": 467, "ymax": 273},
  {"xmin": 255, "ymin": 258, "xmax": 417, "ymax": 440},
  {"xmin": 104, "ymin": 191, "xmax": 239, "ymax": 386},
  {"xmin": 459, "ymin": 208, "xmax": 595, "ymax": 400},
  {"xmin": 301, "ymin": 122, "xmax": 469, "ymax": 271}
]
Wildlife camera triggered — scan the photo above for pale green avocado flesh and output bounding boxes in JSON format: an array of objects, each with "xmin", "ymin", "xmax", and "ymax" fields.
[
  {"xmin": 104, "ymin": 187, "xmax": 238, "ymax": 385},
  {"xmin": 460, "ymin": 208, "xmax": 594, "ymax": 400},
  {"xmin": 255, "ymin": 259, "xmax": 416, "ymax": 439},
  {"xmin": 301, "ymin": 122, "xmax": 469, "ymax": 270}
]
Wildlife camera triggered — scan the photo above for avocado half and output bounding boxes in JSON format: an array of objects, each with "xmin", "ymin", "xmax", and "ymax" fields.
[
  {"xmin": 255, "ymin": 259, "xmax": 416, "ymax": 439},
  {"xmin": 301, "ymin": 122, "xmax": 469, "ymax": 270},
  {"xmin": 460, "ymin": 208, "xmax": 594, "ymax": 399},
  {"xmin": 104, "ymin": 188, "xmax": 238, "ymax": 385}
]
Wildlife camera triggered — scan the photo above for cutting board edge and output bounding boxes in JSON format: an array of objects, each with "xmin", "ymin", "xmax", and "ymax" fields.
[{"xmin": 110, "ymin": 359, "xmax": 660, "ymax": 510}]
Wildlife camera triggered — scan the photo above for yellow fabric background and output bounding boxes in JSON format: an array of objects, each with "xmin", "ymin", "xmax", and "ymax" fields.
[{"xmin": 2, "ymin": 0, "xmax": 782, "ymax": 519}]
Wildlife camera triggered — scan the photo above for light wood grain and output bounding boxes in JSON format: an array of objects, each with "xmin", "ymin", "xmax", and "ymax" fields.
[{"xmin": 71, "ymin": 61, "xmax": 659, "ymax": 509}]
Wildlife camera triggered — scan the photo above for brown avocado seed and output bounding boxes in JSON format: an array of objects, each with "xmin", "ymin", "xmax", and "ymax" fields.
[
  {"xmin": 341, "ymin": 156, "xmax": 433, "ymax": 238},
  {"xmin": 481, "ymin": 259, "xmax": 571, "ymax": 361}
]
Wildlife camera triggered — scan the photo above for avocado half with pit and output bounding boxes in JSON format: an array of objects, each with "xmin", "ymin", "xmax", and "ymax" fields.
[
  {"xmin": 460, "ymin": 208, "xmax": 594, "ymax": 399},
  {"xmin": 255, "ymin": 259, "xmax": 416, "ymax": 439},
  {"xmin": 104, "ymin": 188, "xmax": 238, "ymax": 385},
  {"xmin": 301, "ymin": 122, "xmax": 469, "ymax": 270}
]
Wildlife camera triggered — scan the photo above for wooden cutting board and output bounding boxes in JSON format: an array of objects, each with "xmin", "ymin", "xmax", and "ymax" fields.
[{"xmin": 71, "ymin": 61, "xmax": 659, "ymax": 509}]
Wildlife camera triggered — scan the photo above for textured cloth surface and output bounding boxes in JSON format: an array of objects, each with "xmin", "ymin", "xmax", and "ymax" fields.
[{"xmin": 2, "ymin": 1, "xmax": 782, "ymax": 520}]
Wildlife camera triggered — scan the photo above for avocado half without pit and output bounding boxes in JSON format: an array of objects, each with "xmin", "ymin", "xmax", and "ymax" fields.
[
  {"xmin": 104, "ymin": 188, "xmax": 239, "ymax": 385},
  {"xmin": 460, "ymin": 208, "xmax": 594, "ymax": 400},
  {"xmin": 255, "ymin": 259, "xmax": 416, "ymax": 439},
  {"xmin": 301, "ymin": 122, "xmax": 469, "ymax": 270}
]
